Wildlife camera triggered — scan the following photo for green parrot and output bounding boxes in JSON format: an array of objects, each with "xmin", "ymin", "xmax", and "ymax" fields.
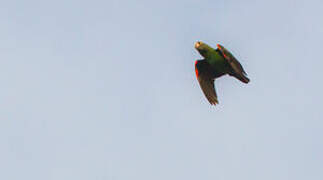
[{"xmin": 194, "ymin": 41, "xmax": 249, "ymax": 105}]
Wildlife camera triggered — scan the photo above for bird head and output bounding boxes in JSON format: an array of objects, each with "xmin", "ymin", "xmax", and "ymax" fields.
[{"xmin": 195, "ymin": 41, "xmax": 212, "ymax": 57}]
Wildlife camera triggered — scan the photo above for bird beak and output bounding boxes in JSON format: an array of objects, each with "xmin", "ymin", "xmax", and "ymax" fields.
[{"xmin": 195, "ymin": 42, "xmax": 200, "ymax": 49}]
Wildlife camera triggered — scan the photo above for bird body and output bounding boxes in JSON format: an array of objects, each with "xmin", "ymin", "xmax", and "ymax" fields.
[
  {"xmin": 206, "ymin": 49, "xmax": 231, "ymax": 77},
  {"xmin": 194, "ymin": 41, "xmax": 250, "ymax": 105}
]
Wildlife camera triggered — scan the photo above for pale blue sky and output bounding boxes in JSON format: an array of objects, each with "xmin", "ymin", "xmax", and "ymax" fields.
[{"xmin": 1, "ymin": 0, "xmax": 323, "ymax": 179}]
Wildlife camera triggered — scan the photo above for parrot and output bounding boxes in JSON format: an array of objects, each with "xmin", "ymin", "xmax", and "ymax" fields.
[{"xmin": 194, "ymin": 41, "xmax": 250, "ymax": 105}]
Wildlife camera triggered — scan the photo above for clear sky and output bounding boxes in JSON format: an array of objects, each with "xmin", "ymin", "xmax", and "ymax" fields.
[{"xmin": 1, "ymin": 0, "xmax": 323, "ymax": 179}]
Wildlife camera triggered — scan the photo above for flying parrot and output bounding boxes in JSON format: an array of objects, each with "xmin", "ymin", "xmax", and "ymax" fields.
[{"xmin": 194, "ymin": 41, "xmax": 250, "ymax": 105}]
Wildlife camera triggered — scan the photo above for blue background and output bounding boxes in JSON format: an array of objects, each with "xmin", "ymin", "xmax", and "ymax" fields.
[{"xmin": 1, "ymin": 0, "xmax": 322, "ymax": 179}]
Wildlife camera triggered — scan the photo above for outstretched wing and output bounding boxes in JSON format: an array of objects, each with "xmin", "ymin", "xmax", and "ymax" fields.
[
  {"xmin": 217, "ymin": 44, "xmax": 250, "ymax": 83},
  {"xmin": 195, "ymin": 60, "xmax": 218, "ymax": 105}
]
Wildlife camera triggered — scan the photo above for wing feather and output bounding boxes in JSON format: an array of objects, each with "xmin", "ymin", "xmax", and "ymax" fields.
[
  {"xmin": 195, "ymin": 60, "xmax": 218, "ymax": 105},
  {"xmin": 217, "ymin": 44, "xmax": 250, "ymax": 83}
]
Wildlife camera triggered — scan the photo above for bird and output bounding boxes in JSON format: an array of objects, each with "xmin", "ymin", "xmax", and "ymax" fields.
[{"xmin": 194, "ymin": 41, "xmax": 250, "ymax": 105}]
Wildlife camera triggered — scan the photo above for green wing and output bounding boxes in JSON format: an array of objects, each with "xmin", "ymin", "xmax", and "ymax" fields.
[
  {"xmin": 195, "ymin": 60, "xmax": 219, "ymax": 105},
  {"xmin": 217, "ymin": 44, "xmax": 250, "ymax": 83}
]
